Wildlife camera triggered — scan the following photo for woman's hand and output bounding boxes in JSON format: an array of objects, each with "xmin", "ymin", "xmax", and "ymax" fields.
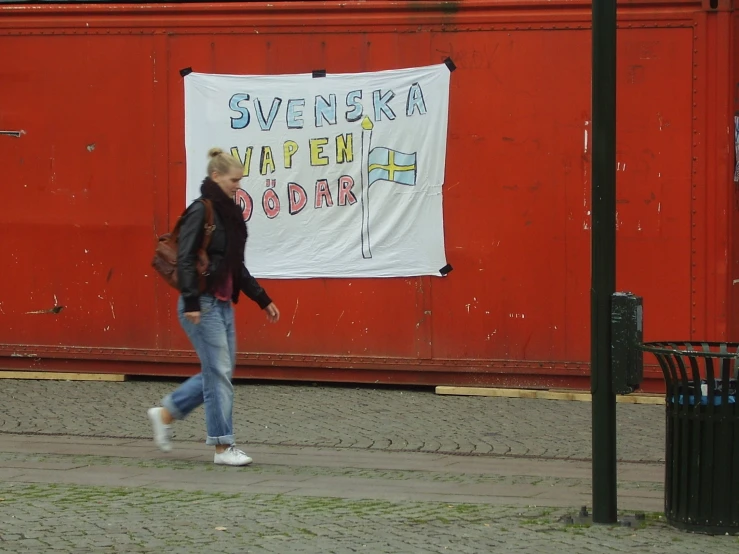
[
  {"xmin": 264, "ymin": 303, "xmax": 280, "ymax": 323},
  {"xmin": 184, "ymin": 311, "xmax": 201, "ymax": 325}
]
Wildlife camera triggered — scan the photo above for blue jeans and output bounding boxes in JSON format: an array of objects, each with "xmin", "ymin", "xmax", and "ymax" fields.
[{"xmin": 162, "ymin": 295, "xmax": 236, "ymax": 446}]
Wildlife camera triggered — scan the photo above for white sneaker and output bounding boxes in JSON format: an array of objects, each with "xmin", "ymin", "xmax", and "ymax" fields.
[
  {"xmin": 214, "ymin": 445, "xmax": 253, "ymax": 466},
  {"xmin": 147, "ymin": 407, "xmax": 172, "ymax": 453}
]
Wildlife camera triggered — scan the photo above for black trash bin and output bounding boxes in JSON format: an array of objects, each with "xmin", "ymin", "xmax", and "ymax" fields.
[{"xmin": 641, "ymin": 342, "xmax": 739, "ymax": 535}]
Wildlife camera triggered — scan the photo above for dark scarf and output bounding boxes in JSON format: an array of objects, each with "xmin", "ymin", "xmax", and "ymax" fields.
[{"xmin": 200, "ymin": 178, "xmax": 247, "ymax": 287}]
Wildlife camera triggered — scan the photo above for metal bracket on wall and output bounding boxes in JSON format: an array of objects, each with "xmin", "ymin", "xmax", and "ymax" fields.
[{"xmin": 0, "ymin": 130, "xmax": 23, "ymax": 138}]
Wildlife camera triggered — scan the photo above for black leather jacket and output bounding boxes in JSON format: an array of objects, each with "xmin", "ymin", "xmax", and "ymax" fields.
[{"xmin": 177, "ymin": 198, "xmax": 271, "ymax": 313}]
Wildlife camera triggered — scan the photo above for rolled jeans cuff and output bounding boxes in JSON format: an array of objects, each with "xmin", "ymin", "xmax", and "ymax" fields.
[
  {"xmin": 161, "ymin": 394, "xmax": 186, "ymax": 420},
  {"xmin": 206, "ymin": 434, "xmax": 235, "ymax": 446}
]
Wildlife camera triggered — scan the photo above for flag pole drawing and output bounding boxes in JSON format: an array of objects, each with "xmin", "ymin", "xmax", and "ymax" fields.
[
  {"xmin": 359, "ymin": 116, "xmax": 419, "ymax": 259},
  {"xmin": 360, "ymin": 117, "xmax": 373, "ymax": 258}
]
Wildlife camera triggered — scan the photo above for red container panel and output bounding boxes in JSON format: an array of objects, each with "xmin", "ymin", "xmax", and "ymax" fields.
[{"xmin": 0, "ymin": 0, "xmax": 735, "ymax": 391}]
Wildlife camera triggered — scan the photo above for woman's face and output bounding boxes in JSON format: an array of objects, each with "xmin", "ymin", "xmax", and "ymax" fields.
[{"xmin": 211, "ymin": 167, "xmax": 243, "ymax": 198}]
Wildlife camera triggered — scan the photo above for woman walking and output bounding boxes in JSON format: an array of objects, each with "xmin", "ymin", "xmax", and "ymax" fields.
[{"xmin": 148, "ymin": 148, "xmax": 280, "ymax": 466}]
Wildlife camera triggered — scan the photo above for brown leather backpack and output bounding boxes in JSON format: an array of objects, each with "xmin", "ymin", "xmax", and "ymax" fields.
[{"xmin": 152, "ymin": 199, "xmax": 215, "ymax": 293}]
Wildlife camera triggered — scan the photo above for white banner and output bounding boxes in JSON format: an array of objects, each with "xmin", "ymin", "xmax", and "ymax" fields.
[{"xmin": 184, "ymin": 64, "xmax": 451, "ymax": 279}]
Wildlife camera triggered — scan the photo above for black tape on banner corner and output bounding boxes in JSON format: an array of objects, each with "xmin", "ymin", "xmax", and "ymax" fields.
[
  {"xmin": 439, "ymin": 264, "xmax": 454, "ymax": 276},
  {"xmin": 443, "ymin": 57, "xmax": 456, "ymax": 73},
  {"xmin": 179, "ymin": 67, "xmax": 193, "ymax": 77},
  {"xmin": 312, "ymin": 69, "xmax": 327, "ymax": 78}
]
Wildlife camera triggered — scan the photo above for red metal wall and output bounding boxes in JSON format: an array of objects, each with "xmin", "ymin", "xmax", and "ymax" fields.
[
  {"xmin": 0, "ymin": 0, "xmax": 735, "ymax": 390},
  {"xmin": 730, "ymin": 0, "xmax": 739, "ymax": 343}
]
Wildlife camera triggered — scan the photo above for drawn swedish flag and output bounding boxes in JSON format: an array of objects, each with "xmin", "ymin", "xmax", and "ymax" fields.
[
  {"xmin": 368, "ymin": 148, "xmax": 418, "ymax": 187},
  {"xmin": 359, "ymin": 116, "xmax": 418, "ymax": 259}
]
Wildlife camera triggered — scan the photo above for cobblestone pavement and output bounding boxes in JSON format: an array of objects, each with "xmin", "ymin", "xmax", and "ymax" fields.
[
  {"xmin": 0, "ymin": 380, "xmax": 735, "ymax": 553},
  {"xmin": 1, "ymin": 479, "xmax": 736, "ymax": 554},
  {"xmin": 0, "ymin": 379, "xmax": 666, "ymax": 462}
]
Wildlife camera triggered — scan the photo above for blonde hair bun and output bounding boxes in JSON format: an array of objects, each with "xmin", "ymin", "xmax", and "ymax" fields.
[{"xmin": 205, "ymin": 146, "xmax": 244, "ymax": 176}]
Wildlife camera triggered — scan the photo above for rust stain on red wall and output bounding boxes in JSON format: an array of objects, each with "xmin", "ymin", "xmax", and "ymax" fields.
[{"xmin": 0, "ymin": 0, "xmax": 735, "ymax": 391}]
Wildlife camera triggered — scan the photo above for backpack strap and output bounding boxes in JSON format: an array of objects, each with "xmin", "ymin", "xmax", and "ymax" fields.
[
  {"xmin": 200, "ymin": 199, "xmax": 215, "ymax": 251},
  {"xmin": 166, "ymin": 199, "xmax": 214, "ymax": 245}
]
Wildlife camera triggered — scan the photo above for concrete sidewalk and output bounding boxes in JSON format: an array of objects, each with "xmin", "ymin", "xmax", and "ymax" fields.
[{"xmin": 0, "ymin": 434, "xmax": 664, "ymax": 511}]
